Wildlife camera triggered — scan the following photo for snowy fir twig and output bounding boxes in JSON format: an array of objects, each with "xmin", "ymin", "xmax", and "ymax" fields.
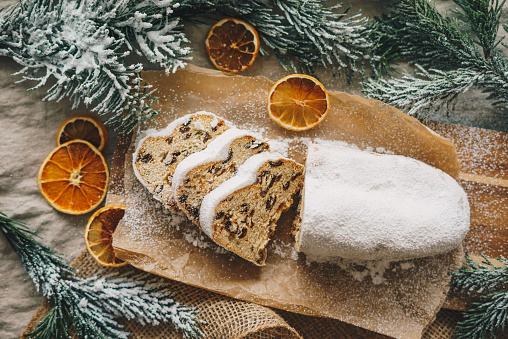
[
  {"xmin": 0, "ymin": 212, "xmax": 203, "ymax": 339},
  {"xmin": 0, "ymin": 0, "xmax": 185, "ymax": 133},
  {"xmin": 362, "ymin": 0, "xmax": 508, "ymax": 119},
  {"xmin": 451, "ymin": 252, "xmax": 508, "ymax": 339}
]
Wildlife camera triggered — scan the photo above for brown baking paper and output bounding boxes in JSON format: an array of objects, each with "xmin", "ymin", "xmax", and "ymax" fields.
[{"xmin": 112, "ymin": 65, "xmax": 464, "ymax": 339}]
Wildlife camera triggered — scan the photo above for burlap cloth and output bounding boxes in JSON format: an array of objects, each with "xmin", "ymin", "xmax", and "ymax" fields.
[{"xmin": 22, "ymin": 249, "xmax": 465, "ymax": 339}]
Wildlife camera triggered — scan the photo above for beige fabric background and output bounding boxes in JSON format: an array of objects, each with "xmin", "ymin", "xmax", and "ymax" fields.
[{"xmin": 1, "ymin": 1, "xmax": 508, "ymax": 338}]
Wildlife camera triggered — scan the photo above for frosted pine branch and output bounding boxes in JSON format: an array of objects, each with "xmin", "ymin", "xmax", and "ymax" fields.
[
  {"xmin": 273, "ymin": 0, "xmax": 376, "ymax": 76},
  {"xmin": 363, "ymin": 0, "xmax": 508, "ymax": 118},
  {"xmin": 53, "ymin": 272, "xmax": 204, "ymax": 339},
  {"xmin": 362, "ymin": 66, "xmax": 481, "ymax": 118},
  {"xmin": 454, "ymin": 0, "xmax": 506, "ymax": 61},
  {"xmin": 0, "ymin": 213, "xmax": 74, "ymax": 298},
  {"xmin": 369, "ymin": 0, "xmax": 481, "ymax": 70},
  {"xmin": 0, "ymin": 212, "xmax": 203, "ymax": 339},
  {"xmin": 452, "ymin": 253, "xmax": 508, "ymax": 296},
  {"xmin": 455, "ymin": 291, "xmax": 508, "ymax": 339},
  {"xmin": 451, "ymin": 252, "xmax": 508, "ymax": 339},
  {"xmin": 80, "ymin": 271, "xmax": 204, "ymax": 337},
  {"xmin": 0, "ymin": 0, "xmax": 190, "ymax": 133}
]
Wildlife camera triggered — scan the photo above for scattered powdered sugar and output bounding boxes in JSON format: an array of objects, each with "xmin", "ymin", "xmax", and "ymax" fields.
[
  {"xmin": 271, "ymin": 239, "xmax": 299, "ymax": 260},
  {"xmin": 305, "ymin": 255, "xmax": 415, "ymax": 285},
  {"xmin": 121, "ymin": 177, "xmax": 234, "ymax": 260},
  {"xmin": 122, "ymin": 182, "xmax": 189, "ymax": 237},
  {"xmin": 337, "ymin": 259, "xmax": 393, "ymax": 285},
  {"xmin": 289, "ymin": 248, "xmax": 299, "ymax": 261},
  {"xmin": 273, "ymin": 243, "xmax": 289, "ymax": 258},
  {"xmin": 399, "ymin": 262, "xmax": 414, "ymax": 270},
  {"xmin": 181, "ymin": 228, "xmax": 229, "ymax": 255},
  {"xmin": 267, "ymin": 139, "xmax": 290, "ymax": 157}
]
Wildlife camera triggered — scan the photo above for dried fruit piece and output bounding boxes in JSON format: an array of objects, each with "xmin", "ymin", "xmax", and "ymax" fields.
[
  {"xmin": 267, "ymin": 74, "xmax": 330, "ymax": 131},
  {"xmin": 37, "ymin": 140, "xmax": 109, "ymax": 215},
  {"xmin": 205, "ymin": 18, "xmax": 260, "ymax": 73},
  {"xmin": 56, "ymin": 114, "xmax": 108, "ymax": 152},
  {"xmin": 84, "ymin": 205, "xmax": 127, "ymax": 267}
]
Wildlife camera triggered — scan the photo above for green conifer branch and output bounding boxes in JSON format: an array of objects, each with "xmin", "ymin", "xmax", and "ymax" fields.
[
  {"xmin": 454, "ymin": 0, "xmax": 506, "ymax": 60},
  {"xmin": 451, "ymin": 252, "xmax": 508, "ymax": 339},
  {"xmin": 271, "ymin": 0, "xmax": 376, "ymax": 78},
  {"xmin": 452, "ymin": 253, "xmax": 508, "ymax": 296},
  {"xmin": 454, "ymin": 291, "xmax": 508, "ymax": 339},
  {"xmin": 369, "ymin": 0, "xmax": 480, "ymax": 69},
  {"xmin": 0, "ymin": 212, "xmax": 203, "ymax": 339},
  {"xmin": 362, "ymin": 0, "xmax": 508, "ymax": 118},
  {"xmin": 362, "ymin": 66, "xmax": 481, "ymax": 118},
  {"xmin": 0, "ymin": 0, "xmax": 183, "ymax": 133}
]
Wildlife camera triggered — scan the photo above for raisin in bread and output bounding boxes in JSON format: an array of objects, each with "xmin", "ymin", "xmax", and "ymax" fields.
[
  {"xmin": 172, "ymin": 128, "xmax": 270, "ymax": 225},
  {"xmin": 199, "ymin": 152, "xmax": 304, "ymax": 266},
  {"xmin": 132, "ymin": 112, "xmax": 229, "ymax": 210},
  {"xmin": 294, "ymin": 143, "xmax": 470, "ymax": 261}
]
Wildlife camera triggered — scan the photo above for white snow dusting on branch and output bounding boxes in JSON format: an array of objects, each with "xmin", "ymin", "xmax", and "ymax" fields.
[
  {"xmin": 363, "ymin": 66, "xmax": 481, "ymax": 117},
  {"xmin": 0, "ymin": 0, "xmax": 191, "ymax": 132},
  {"xmin": 0, "ymin": 213, "xmax": 203, "ymax": 339}
]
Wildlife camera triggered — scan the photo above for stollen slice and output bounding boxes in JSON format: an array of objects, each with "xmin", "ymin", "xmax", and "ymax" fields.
[
  {"xmin": 199, "ymin": 152, "xmax": 304, "ymax": 266},
  {"xmin": 132, "ymin": 112, "xmax": 229, "ymax": 210},
  {"xmin": 173, "ymin": 127, "xmax": 270, "ymax": 225}
]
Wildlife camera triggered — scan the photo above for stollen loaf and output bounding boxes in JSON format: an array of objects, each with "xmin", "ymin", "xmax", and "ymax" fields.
[{"xmin": 293, "ymin": 143, "xmax": 470, "ymax": 261}]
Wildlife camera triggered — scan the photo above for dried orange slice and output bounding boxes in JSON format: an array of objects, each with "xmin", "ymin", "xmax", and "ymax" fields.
[
  {"xmin": 56, "ymin": 114, "xmax": 108, "ymax": 152},
  {"xmin": 205, "ymin": 18, "xmax": 260, "ymax": 73},
  {"xmin": 267, "ymin": 74, "xmax": 330, "ymax": 131},
  {"xmin": 85, "ymin": 205, "xmax": 127, "ymax": 267},
  {"xmin": 37, "ymin": 140, "xmax": 109, "ymax": 215}
]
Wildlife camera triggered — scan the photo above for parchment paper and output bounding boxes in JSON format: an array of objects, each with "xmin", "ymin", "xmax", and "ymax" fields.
[{"xmin": 112, "ymin": 65, "xmax": 464, "ymax": 339}]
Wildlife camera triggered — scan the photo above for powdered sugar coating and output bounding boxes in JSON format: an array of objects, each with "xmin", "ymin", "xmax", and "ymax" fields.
[
  {"xmin": 172, "ymin": 128, "xmax": 262, "ymax": 208},
  {"xmin": 131, "ymin": 111, "xmax": 218, "ymax": 196},
  {"xmin": 298, "ymin": 143, "xmax": 470, "ymax": 261},
  {"xmin": 199, "ymin": 152, "xmax": 283, "ymax": 239}
]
